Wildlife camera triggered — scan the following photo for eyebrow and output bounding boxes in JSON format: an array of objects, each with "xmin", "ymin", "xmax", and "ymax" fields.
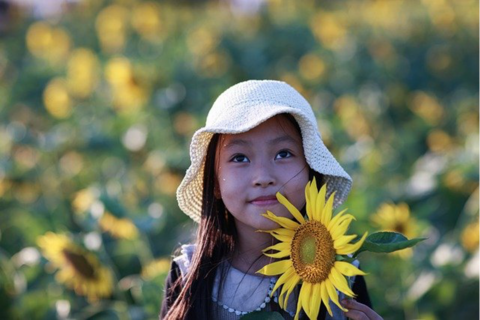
[{"xmin": 224, "ymin": 135, "xmax": 298, "ymax": 149}]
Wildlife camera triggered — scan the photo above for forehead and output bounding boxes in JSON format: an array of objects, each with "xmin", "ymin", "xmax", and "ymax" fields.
[{"xmin": 220, "ymin": 115, "xmax": 302, "ymax": 143}]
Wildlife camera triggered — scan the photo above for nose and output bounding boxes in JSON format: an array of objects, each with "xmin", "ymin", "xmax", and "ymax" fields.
[{"xmin": 252, "ymin": 159, "xmax": 276, "ymax": 187}]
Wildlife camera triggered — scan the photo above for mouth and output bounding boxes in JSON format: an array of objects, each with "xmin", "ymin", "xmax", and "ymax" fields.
[{"xmin": 249, "ymin": 195, "xmax": 279, "ymax": 207}]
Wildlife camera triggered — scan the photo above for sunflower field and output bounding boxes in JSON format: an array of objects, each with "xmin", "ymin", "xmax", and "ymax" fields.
[{"xmin": 0, "ymin": 0, "xmax": 478, "ymax": 319}]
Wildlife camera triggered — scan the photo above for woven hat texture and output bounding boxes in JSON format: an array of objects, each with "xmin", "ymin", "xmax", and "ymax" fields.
[{"xmin": 176, "ymin": 80, "xmax": 352, "ymax": 223}]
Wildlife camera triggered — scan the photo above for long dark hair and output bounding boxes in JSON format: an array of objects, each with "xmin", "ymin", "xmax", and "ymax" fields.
[
  {"xmin": 164, "ymin": 115, "xmax": 325, "ymax": 319},
  {"xmin": 164, "ymin": 133, "xmax": 238, "ymax": 319}
]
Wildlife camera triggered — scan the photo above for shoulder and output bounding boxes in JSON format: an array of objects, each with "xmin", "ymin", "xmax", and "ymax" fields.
[{"xmin": 172, "ymin": 244, "xmax": 196, "ymax": 281}]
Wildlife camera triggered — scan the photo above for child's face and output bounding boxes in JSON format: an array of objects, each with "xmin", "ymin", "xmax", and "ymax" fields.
[{"xmin": 216, "ymin": 115, "xmax": 309, "ymax": 231}]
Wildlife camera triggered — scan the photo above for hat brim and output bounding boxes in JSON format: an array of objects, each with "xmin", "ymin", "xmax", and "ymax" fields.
[{"xmin": 176, "ymin": 105, "xmax": 352, "ymax": 223}]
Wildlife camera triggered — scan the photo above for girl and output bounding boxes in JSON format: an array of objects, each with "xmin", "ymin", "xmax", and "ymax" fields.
[{"xmin": 161, "ymin": 80, "xmax": 382, "ymax": 320}]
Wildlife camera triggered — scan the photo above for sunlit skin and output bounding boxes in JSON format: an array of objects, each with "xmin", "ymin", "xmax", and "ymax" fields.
[{"xmin": 216, "ymin": 115, "xmax": 309, "ymax": 274}]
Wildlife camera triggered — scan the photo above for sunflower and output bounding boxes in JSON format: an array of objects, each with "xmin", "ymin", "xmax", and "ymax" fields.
[
  {"xmin": 141, "ymin": 258, "xmax": 171, "ymax": 280},
  {"xmin": 257, "ymin": 178, "xmax": 368, "ymax": 320},
  {"xmin": 99, "ymin": 212, "xmax": 139, "ymax": 240},
  {"xmin": 37, "ymin": 232, "xmax": 113, "ymax": 302},
  {"xmin": 371, "ymin": 203, "xmax": 418, "ymax": 258},
  {"xmin": 461, "ymin": 219, "xmax": 479, "ymax": 253}
]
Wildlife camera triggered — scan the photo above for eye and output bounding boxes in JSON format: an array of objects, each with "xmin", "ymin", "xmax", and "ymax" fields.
[
  {"xmin": 275, "ymin": 150, "xmax": 293, "ymax": 160},
  {"xmin": 230, "ymin": 154, "xmax": 250, "ymax": 163}
]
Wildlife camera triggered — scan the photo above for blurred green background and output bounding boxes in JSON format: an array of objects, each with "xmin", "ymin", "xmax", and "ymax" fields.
[{"xmin": 0, "ymin": 0, "xmax": 478, "ymax": 319}]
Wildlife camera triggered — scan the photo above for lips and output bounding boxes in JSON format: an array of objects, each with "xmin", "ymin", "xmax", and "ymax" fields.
[{"xmin": 249, "ymin": 195, "xmax": 279, "ymax": 206}]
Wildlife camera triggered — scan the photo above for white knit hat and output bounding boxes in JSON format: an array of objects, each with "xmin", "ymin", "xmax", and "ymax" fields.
[{"xmin": 176, "ymin": 80, "xmax": 352, "ymax": 223}]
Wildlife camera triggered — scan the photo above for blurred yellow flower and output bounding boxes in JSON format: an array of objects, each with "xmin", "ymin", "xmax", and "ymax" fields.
[
  {"xmin": 72, "ymin": 188, "xmax": 96, "ymax": 214},
  {"xmin": 461, "ymin": 219, "xmax": 479, "ymax": 253},
  {"xmin": 196, "ymin": 50, "xmax": 231, "ymax": 78},
  {"xmin": 141, "ymin": 258, "xmax": 171, "ymax": 280},
  {"xmin": 15, "ymin": 182, "xmax": 40, "ymax": 204},
  {"xmin": 105, "ymin": 57, "xmax": 132, "ymax": 87},
  {"xmin": 334, "ymin": 96, "xmax": 371, "ymax": 140},
  {"xmin": 105, "ymin": 57, "xmax": 147, "ymax": 113},
  {"xmin": 67, "ymin": 48, "xmax": 99, "ymax": 99},
  {"xmin": 132, "ymin": 2, "xmax": 163, "ymax": 42},
  {"xmin": 427, "ymin": 129, "xmax": 454, "ymax": 153},
  {"xmin": 59, "ymin": 151, "xmax": 84, "ymax": 177},
  {"xmin": 96, "ymin": 5, "xmax": 129, "ymax": 53},
  {"xmin": 409, "ymin": 91, "xmax": 444, "ymax": 125},
  {"xmin": 186, "ymin": 27, "xmax": 219, "ymax": 57},
  {"xmin": 371, "ymin": 203, "xmax": 419, "ymax": 258},
  {"xmin": 26, "ymin": 22, "xmax": 71, "ymax": 62},
  {"xmin": 310, "ymin": 12, "xmax": 347, "ymax": 51},
  {"xmin": 156, "ymin": 171, "xmax": 182, "ymax": 196},
  {"xmin": 298, "ymin": 53, "xmax": 326, "ymax": 82},
  {"xmin": 13, "ymin": 146, "xmax": 39, "ymax": 170},
  {"xmin": 0, "ymin": 179, "xmax": 10, "ymax": 198},
  {"xmin": 173, "ymin": 112, "xmax": 197, "ymax": 137},
  {"xmin": 37, "ymin": 232, "xmax": 113, "ymax": 301},
  {"xmin": 99, "ymin": 212, "xmax": 139, "ymax": 240},
  {"xmin": 43, "ymin": 78, "xmax": 72, "ymax": 119}
]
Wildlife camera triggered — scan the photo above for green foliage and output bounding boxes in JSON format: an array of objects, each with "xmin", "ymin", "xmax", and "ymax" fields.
[
  {"xmin": 0, "ymin": 0, "xmax": 478, "ymax": 319},
  {"xmin": 354, "ymin": 232, "xmax": 426, "ymax": 256}
]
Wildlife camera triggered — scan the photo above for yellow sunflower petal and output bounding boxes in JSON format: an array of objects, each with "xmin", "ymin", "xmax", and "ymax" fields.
[
  {"xmin": 309, "ymin": 283, "xmax": 322, "ymax": 320},
  {"xmin": 263, "ymin": 251, "xmax": 290, "ymax": 259},
  {"xmin": 333, "ymin": 234, "xmax": 357, "ymax": 249},
  {"xmin": 262, "ymin": 211, "xmax": 299, "ymax": 230},
  {"xmin": 309, "ymin": 178, "xmax": 318, "ymax": 221},
  {"xmin": 271, "ymin": 266, "xmax": 296, "ymax": 298},
  {"xmin": 334, "ymin": 261, "xmax": 367, "ymax": 277},
  {"xmin": 263, "ymin": 242, "xmax": 291, "ymax": 253},
  {"xmin": 321, "ymin": 281, "xmax": 333, "ymax": 317},
  {"xmin": 330, "ymin": 217, "xmax": 354, "ymax": 240},
  {"xmin": 281, "ymin": 275, "xmax": 299, "ymax": 309},
  {"xmin": 315, "ymin": 183, "xmax": 327, "ymax": 222},
  {"xmin": 325, "ymin": 279, "xmax": 348, "ymax": 312},
  {"xmin": 277, "ymin": 192, "xmax": 305, "ymax": 224},
  {"xmin": 269, "ymin": 231, "xmax": 292, "ymax": 243},
  {"xmin": 329, "ymin": 213, "xmax": 355, "ymax": 233},
  {"xmin": 257, "ymin": 259, "xmax": 292, "ymax": 276},
  {"xmin": 336, "ymin": 232, "xmax": 368, "ymax": 255},
  {"xmin": 329, "ymin": 267, "xmax": 355, "ymax": 297},
  {"xmin": 327, "ymin": 209, "xmax": 349, "ymax": 231},
  {"xmin": 305, "ymin": 180, "xmax": 313, "ymax": 221},
  {"xmin": 321, "ymin": 191, "xmax": 335, "ymax": 226},
  {"xmin": 300, "ymin": 282, "xmax": 313, "ymax": 319},
  {"xmin": 270, "ymin": 228, "xmax": 296, "ymax": 237}
]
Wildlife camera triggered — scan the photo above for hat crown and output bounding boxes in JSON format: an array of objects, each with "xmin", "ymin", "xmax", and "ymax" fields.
[{"xmin": 206, "ymin": 80, "xmax": 317, "ymax": 129}]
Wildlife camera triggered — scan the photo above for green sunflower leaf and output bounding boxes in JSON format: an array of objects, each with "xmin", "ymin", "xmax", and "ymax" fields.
[
  {"xmin": 240, "ymin": 311, "xmax": 284, "ymax": 320},
  {"xmin": 353, "ymin": 231, "xmax": 426, "ymax": 257}
]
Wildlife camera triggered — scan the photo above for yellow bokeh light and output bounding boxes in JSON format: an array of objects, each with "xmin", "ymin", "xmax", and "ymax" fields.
[
  {"xmin": 105, "ymin": 57, "xmax": 133, "ymax": 87},
  {"xmin": 298, "ymin": 53, "xmax": 326, "ymax": 81},
  {"xmin": 156, "ymin": 171, "xmax": 182, "ymax": 196},
  {"xmin": 173, "ymin": 112, "xmax": 197, "ymax": 137},
  {"xmin": 427, "ymin": 129, "xmax": 453, "ymax": 153},
  {"xmin": 186, "ymin": 27, "xmax": 219, "ymax": 57},
  {"xmin": 99, "ymin": 212, "xmax": 138, "ymax": 240},
  {"xmin": 131, "ymin": 2, "xmax": 163, "ymax": 42},
  {"xmin": 409, "ymin": 91, "xmax": 444, "ymax": 125},
  {"xmin": 43, "ymin": 78, "xmax": 72, "ymax": 119},
  {"xmin": 72, "ymin": 188, "xmax": 96, "ymax": 214},
  {"xmin": 334, "ymin": 96, "xmax": 371, "ymax": 139},
  {"xmin": 67, "ymin": 48, "xmax": 99, "ymax": 99},
  {"xmin": 310, "ymin": 12, "xmax": 347, "ymax": 51},
  {"xmin": 461, "ymin": 219, "xmax": 479, "ymax": 253},
  {"xmin": 26, "ymin": 22, "xmax": 71, "ymax": 62},
  {"xmin": 96, "ymin": 5, "xmax": 129, "ymax": 53}
]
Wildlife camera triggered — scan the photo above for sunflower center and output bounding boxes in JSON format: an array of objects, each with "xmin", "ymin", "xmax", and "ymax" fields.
[
  {"xmin": 291, "ymin": 220, "xmax": 335, "ymax": 283},
  {"xmin": 62, "ymin": 249, "xmax": 97, "ymax": 279}
]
